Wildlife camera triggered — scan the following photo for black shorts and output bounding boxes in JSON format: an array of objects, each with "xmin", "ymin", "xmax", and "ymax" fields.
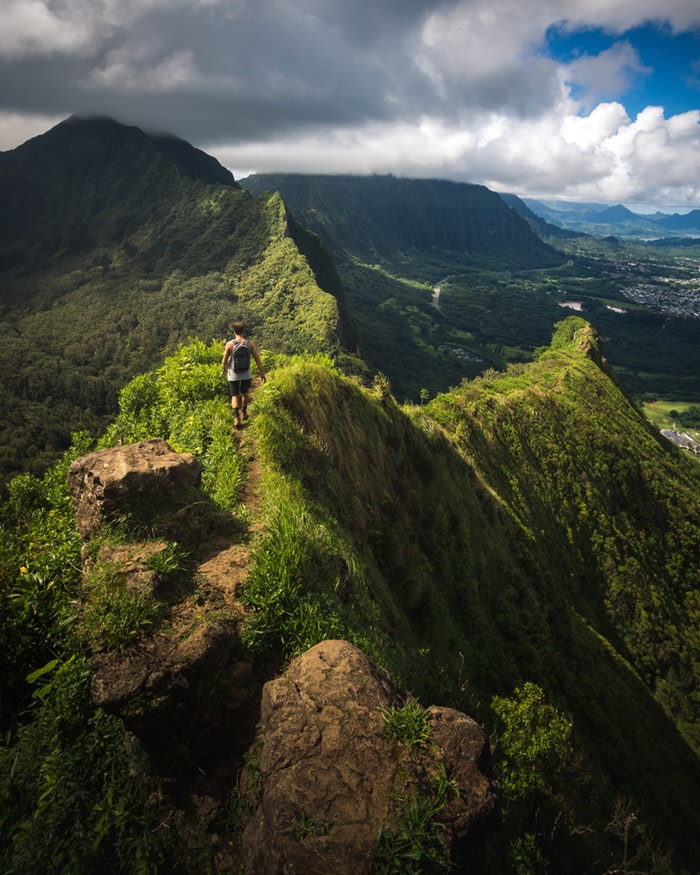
[{"xmin": 228, "ymin": 378, "xmax": 251, "ymax": 397}]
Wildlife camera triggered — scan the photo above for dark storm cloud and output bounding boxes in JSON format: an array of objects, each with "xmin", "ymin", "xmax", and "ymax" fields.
[
  {"xmin": 0, "ymin": 0, "xmax": 462, "ymax": 145},
  {"xmin": 2, "ymin": 1, "xmax": 700, "ymax": 205}
]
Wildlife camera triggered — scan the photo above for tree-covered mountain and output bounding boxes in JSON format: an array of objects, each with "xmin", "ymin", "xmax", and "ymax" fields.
[
  {"xmin": 655, "ymin": 208, "xmax": 700, "ymax": 232},
  {"xmin": 499, "ymin": 192, "xmax": 582, "ymax": 240},
  {"xmin": 583, "ymin": 203, "xmax": 638, "ymax": 224},
  {"xmin": 0, "ymin": 117, "xmax": 356, "ymax": 480},
  {"xmin": 3, "ymin": 119, "xmax": 695, "ymax": 485},
  {"xmin": 1, "ymin": 319, "xmax": 699, "ymax": 873},
  {"xmin": 241, "ymin": 173, "xmax": 562, "ymax": 269},
  {"xmin": 240, "ymin": 174, "xmax": 574, "ymax": 401},
  {"xmin": 2, "ymin": 117, "xmax": 700, "ymax": 873},
  {"xmin": 239, "ymin": 174, "xmax": 700, "ymax": 407}
]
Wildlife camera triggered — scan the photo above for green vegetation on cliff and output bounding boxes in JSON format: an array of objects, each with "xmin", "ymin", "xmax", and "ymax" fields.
[
  {"xmin": 2, "ymin": 318, "xmax": 699, "ymax": 872},
  {"xmin": 0, "ymin": 118, "xmax": 354, "ymax": 481},
  {"xmin": 241, "ymin": 173, "xmax": 700, "ymax": 406}
]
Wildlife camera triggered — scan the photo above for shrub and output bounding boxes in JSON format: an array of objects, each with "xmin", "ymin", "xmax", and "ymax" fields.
[
  {"xmin": 0, "ymin": 657, "xmax": 170, "ymax": 873},
  {"xmin": 379, "ymin": 700, "xmax": 432, "ymax": 748}
]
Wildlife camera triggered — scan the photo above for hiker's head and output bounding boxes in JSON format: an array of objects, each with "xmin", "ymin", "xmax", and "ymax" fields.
[{"xmin": 232, "ymin": 321, "xmax": 245, "ymax": 337}]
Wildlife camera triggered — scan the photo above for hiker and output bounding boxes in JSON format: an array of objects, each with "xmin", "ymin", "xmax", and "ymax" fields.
[{"xmin": 222, "ymin": 321, "xmax": 266, "ymax": 427}]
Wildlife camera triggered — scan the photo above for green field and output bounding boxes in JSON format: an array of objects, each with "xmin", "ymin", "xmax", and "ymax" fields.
[{"xmin": 643, "ymin": 400, "xmax": 700, "ymax": 442}]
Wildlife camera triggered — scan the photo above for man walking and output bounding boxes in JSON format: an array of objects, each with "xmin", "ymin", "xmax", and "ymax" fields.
[{"xmin": 222, "ymin": 321, "xmax": 266, "ymax": 428}]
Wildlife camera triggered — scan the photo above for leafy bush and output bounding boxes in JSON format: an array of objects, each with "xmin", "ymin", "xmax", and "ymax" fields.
[
  {"xmin": 102, "ymin": 338, "xmax": 247, "ymax": 511},
  {"xmin": 0, "ymin": 438, "xmax": 88, "ymax": 726},
  {"xmin": 491, "ymin": 682, "xmax": 573, "ymax": 801},
  {"xmin": 0, "ymin": 657, "xmax": 170, "ymax": 874}
]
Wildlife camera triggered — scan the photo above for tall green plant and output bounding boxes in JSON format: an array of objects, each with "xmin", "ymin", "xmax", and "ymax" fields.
[
  {"xmin": 0, "ymin": 657, "xmax": 170, "ymax": 873},
  {"xmin": 240, "ymin": 481, "xmax": 349, "ymax": 659}
]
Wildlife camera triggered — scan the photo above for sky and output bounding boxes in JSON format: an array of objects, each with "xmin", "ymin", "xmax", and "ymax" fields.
[{"xmin": 1, "ymin": 0, "xmax": 700, "ymax": 209}]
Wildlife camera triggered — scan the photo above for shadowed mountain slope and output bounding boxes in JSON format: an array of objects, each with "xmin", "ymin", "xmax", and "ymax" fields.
[
  {"xmin": 247, "ymin": 317, "xmax": 700, "ymax": 869},
  {"xmin": 0, "ymin": 118, "xmax": 355, "ymax": 479},
  {"xmin": 3, "ymin": 317, "xmax": 699, "ymax": 872},
  {"xmin": 242, "ymin": 173, "xmax": 563, "ymax": 269}
]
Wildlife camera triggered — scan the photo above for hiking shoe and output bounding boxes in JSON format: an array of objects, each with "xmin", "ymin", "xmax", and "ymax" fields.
[{"xmin": 241, "ymin": 408, "xmax": 249, "ymax": 421}]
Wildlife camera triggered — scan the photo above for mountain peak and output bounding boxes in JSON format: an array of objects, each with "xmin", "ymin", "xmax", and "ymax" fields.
[
  {"xmin": 585, "ymin": 203, "xmax": 637, "ymax": 223},
  {"xmin": 0, "ymin": 115, "xmax": 240, "ymax": 251},
  {"xmin": 2, "ymin": 115, "xmax": 237, "ymax": 193}
]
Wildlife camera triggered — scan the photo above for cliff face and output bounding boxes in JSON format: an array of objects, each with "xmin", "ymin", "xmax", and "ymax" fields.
[{"xmin": 241, "ymin": 173, "xmax": 563, "ymax": 268}]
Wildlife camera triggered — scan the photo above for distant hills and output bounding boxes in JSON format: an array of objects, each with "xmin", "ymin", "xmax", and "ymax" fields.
[{"xmin": 513, "ymin": 195, "xmax": 700, "ymax": 239}]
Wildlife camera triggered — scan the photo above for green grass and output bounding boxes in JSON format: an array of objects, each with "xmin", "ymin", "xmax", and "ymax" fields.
[
  {"xmin": 643, "ymin": 400, "xmax": 700, "ymax": 440},
  {"xmin": 379, "ymin": 700, "xmax": 432, "ymax": 748},
  {"xmin": 78, "ymin": 557, "xmax": 167, "ymax": 652}
]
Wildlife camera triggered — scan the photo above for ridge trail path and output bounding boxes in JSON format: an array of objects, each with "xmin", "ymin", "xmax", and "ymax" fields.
[
  {"xmin": 194, "ymin": 420, "xmax": 264, "ymax": 619},
  {"xmin": 159, "ymin": 414, "xmax": 265, "ymax": 875}
]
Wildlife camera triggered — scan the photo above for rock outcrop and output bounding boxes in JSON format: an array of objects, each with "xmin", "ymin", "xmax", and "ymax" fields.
[
  {"xmin": 67, "ymin": 442, "xmax": 498, "ymax": 872},
  {"xmin": 67, "ymin": 439, "xmax": 251, "ymax": 763},
  {"xmin": 67, "ymin": 438, "xmax": 202, "ymax": 539},
  {"xmin": 240, "ymin": 640, "xmax": 499, "ymax": 874}
]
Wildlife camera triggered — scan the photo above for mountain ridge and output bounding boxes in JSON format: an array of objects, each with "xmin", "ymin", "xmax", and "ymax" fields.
[
  {"xmin": 1, "ymin": 116, "xmax": 700, "ymax": 873},
  {"xmin": 2, "ymin": 318, "xmax": 700, "ymax": 872},
  {"xmin": 0, "ymin": 117, "xmax": 355, "ymax": 479},
  {"xmin": 522, "ymin": 196, "xmax": 700, "ymax": 238},
  {"xmin": 241, "ymin": 172, "xmax": 564, "ymax": 269}
]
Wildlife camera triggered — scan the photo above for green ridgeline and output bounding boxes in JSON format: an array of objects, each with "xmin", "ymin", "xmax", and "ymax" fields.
[
  {"xmin": 1, "ymin": 317, "xmax": 699, "ymax": 873},
  {"xmin": 0, "ymin": 118, "xmax": 354, "ymax": 482}
]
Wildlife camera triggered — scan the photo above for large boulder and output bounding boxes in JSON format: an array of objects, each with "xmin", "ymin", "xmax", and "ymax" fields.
[
  {"xmin": 240, "ymin": 640, "xmax": 499, "ymax": 874},
  {"xmin": 89, "ymin": 621, "xmax": 254, "ymax": 752},
  {"xmin": 67, "ymin": 438, "xmax": 202, "ymax": 539}
]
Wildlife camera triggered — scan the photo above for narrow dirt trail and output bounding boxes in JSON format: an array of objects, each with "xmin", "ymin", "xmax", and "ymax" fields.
[{"xmin": 194, "ymin": 405, "xmax": 265, "ymax": 617}]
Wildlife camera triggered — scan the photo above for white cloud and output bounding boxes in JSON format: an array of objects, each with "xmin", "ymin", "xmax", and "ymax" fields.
[
  {"xmin": 212, "ymin": 99, "xmax": 700, "ymax": 208},
  {"xmin": 563, "ymin": 41, "xmax": 651, "ymax": 106},
  {"xmin": 0, "ymin": 110, "xmax": 64, "ymax": 150}
]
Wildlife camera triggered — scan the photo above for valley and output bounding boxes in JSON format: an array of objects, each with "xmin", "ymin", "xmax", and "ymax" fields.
[
  {"xmin": 333, "ymin": 240, "xmax": 700, "ymax": 406},
  {"xmin": 242, "ymin": 173, "xmax": 700, "ymax": 409}
]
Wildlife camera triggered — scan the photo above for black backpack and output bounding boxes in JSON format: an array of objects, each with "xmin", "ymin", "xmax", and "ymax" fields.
[{"xmin": 231, "ymin": 340, "xmax": 251, "ymax": 374}]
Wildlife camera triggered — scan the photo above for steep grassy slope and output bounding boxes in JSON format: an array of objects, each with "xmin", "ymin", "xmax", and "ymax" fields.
[
  {"xmin": 243, "ymin": 318, "xmax": 700, "ymax": 869},
  {"xmin": 2, "ymin": 319, "xmax": 699, "ymax": 871},
  {"xmin": 248, "ymin": 319, "xmax": 700, "ymax": 869},
  {"xmin": 0, "ymin": 118, "xmax": 354, "ymax": 480}
]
